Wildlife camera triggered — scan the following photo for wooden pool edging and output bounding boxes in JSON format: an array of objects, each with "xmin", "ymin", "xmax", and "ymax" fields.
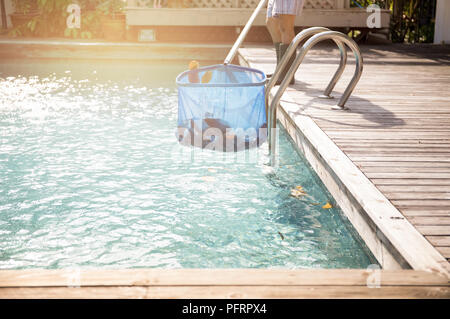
[
  {"xmin": 0, "ymin": 45, "xmax": 449, "ymax": 299},
  {"xmin": 0, "ymin": 39, "xmax": 232, "ymax": 62},
  {"xmin": 238, "ymin": 50, "xmax": 450, "ymax": 278},
  {"xmin": 0, "ymin": 269, "xmax": 448, "ymax": 298}
]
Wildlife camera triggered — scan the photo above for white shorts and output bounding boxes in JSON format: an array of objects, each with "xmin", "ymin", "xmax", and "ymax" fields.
[{"xmin": 267, "ymin": 0, "xmax": 305, "ymax": 18}]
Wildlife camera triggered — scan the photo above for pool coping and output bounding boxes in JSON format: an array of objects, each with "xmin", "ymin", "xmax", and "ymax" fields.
[
  {"xmin": 0, "ymin": 269, "xmax": 448, "ymax": 298},
  {"xmin": 238, "ymin": 51, "xmax": 450, "ymax": 278},
  {"xmin": 0, "ymin": 38, "xmax": 232, "ymax": 48},
  {"xmin": 0, "ymin": 38, "xmax": 232, "ymax": 61},
  {"xmin": 0, "ymin": 47, "xmax": 448, "ymax": 298}
]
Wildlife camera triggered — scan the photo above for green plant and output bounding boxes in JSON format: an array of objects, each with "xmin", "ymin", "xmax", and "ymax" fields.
[
  {"xmin": 12, "ymin": 0, "xmax": 37, "ymax": 14},
  {"xmin": 13, "ymin": 0, "xmax": 102, "ymax": 38},
  {"xmin": 96, "ymin": 0, "xmax": 125, "ymax": 18},
  {"xmin": 350, "ymin": 0, "xmax": 437, "ymax": 43},
  {"xmin": 26, "ymin": 0, "xmax": 72, "ymax": 36},
  {"xmin": 64, "ymin": 9, "xmax": 102, "ymax": 39},
  {"xmin": 8, "ymin": 0, "xmax": 38, "ymax": 37}
]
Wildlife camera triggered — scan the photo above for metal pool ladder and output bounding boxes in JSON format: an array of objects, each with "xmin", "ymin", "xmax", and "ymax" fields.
[
  {"xmin": 266, "ymin": 28, "xmax": 364, "ymax": 164},
  {"xmin": 220, "ymin": 0, "xmax": 364, "ymax": 164}
]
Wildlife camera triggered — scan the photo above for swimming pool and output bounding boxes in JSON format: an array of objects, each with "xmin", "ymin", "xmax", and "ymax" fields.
[{"xmin": 0, "ymin": 59, "xmax": 376, "ymax": 269}]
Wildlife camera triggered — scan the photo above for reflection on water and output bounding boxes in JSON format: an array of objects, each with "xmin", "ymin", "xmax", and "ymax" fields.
[{"xmin": 0, "ymin": 59, "xmax": 376, "ymax": 269}]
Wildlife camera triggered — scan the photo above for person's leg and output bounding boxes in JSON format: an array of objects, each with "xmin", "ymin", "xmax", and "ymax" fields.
[
  {"xmin": 266, "ymin": 17, "xmax": 282, "ymax": 44},
  {"xmin": 266, "ymin": 0, "xmax": 281, "ymax": 43},
  {"xmin": 276, "ymin": 14, "xmax": 296, "ymax": 85},
  {"xmin": 279, "ymin": 14, "xmax": 296, "ymax": 44},
  {"xmin": 270, "ymin": 0, "xmax": 304, "ymax": 84},
  {"xmin": 266, "ymin": 0, "xmax": 281, "ymax": 78},
  {"xmin": 266, "ymin": 17, "xmax": 282, "ymax": 77}
]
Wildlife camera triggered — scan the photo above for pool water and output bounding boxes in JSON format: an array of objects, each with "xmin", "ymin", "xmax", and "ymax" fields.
[{"xmin": 0, "ymin": 59, "xmax": 376, "ymax": 269}]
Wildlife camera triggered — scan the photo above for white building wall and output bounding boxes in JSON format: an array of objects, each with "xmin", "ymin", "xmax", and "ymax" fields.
[{"xmin": 434, "ymin": 0, "xmax": 450, "ymax": 44}]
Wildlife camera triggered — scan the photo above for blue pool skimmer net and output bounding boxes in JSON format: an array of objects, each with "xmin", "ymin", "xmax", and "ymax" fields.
[
  {"xmin": 175, "ymin": 0, "xmax": 269, "ymax": 152},
  {"xmin": 176, "ymin": 64, "xmax": 267, "ymax": 152}
]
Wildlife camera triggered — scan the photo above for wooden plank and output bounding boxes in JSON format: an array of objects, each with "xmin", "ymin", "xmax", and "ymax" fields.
[
  {"xmin": 378, "ymin": 186, "xmax": 450, "ymax": 193},
  {"xmin": 341, "ymin": 146, "xmax": 450, "ymax": 151},
  {"xmin": 312, "ymin": 114, "xmax": 450, "ymax": 118},
  {"xmin": 407, "ymin": 216, "xmax": 450, "ymax": 225},
  {"xmin": 415, "ymin": 226, "xmax": 450, "ymax": 236},
  {"xmin": 426, "ymin": 236, "xmax": 450, "ymax": 246},
  {"xmin": 318, "ymin": 125, "xmax": 450, "ymax": 129},
  {"xmin": 318, "ymin": 120, "xmax": 450, "ymax": 124},
  {"xmin": 350, "ymin": 157, "xmax": 450, "ymax": 163},
  {"xmin": 332, "ymin": 131, "xmax": 450, "ymax": 134},
  {"xmin": 348, "ymin": 152, "xmax": 450, "ymax": 157},
  {"xmin": 391, "ymin": 200, "xmax": 450, "ymax": 207},
  {"xmin": 386, "ymin": 193, "xmax": 450, "ymax": 200},
  {"xmin": 359, "ymin": 162, "xmax": 450, "ymax": 168},
  {"xmin": 326, "ymin": 132, "xmax": 450, "ymax": 138},
  {"xmin": 364, "ymin": 167, "xmax": 450, "ymax": 173},
  {"xmin": 366, "ymin": 172, "xmax": 450, "ymax": 180},
  {"xmin": 335, "ymin": 141, "xmax": 450, "ymax": 146},
  {"xmin": 317, "ymin": 121, "xmax": 450, "ymax": 126},
  {"xmin": 371, "ymin": 179, "xmax": 450, "ymax": 186},
  {"xmin": 1, "ymin": 286, "xmax": 448, "ymax": 299},
  {"xmin": 341, "ymin": 144, "xmax": 450, "ymax": 150},
  {"xmin": 0, "ymin": 269, "xmax": 447, "ymax": 288},
  {"xmin": 400, "ymin": 209, "xmax": 450, "ymax": 217},
  {"xmin": 436, "ymin": 247, "xmax": 450, "ymax": 259}
]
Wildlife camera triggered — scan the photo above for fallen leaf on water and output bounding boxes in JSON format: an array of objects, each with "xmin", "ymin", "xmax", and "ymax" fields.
[
  {"xmin": 322, "ymin": 202, "xmax": 333, "ymax": 209},
  {"xmin": 291, "ymin": 185, "xmax": 308, "ymax": 199},
  {"xmin": 290, "ymin": 189, "xmax": 306, "ymax": 198}
]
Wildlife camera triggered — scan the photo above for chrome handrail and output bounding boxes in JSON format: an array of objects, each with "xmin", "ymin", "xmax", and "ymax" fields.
[
  {"xmin": 265, "ymin": 26, "xmax": 348, "ymax": 112},
  {"xmin": 268, "ymin": 31, "xmax": 363, "ymax": 164},
  {"xmin": 223, "ymin": 0, "xmax": 268, "ymax": 65}
]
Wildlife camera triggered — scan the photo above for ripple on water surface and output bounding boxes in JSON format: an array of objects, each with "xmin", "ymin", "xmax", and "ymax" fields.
[{"xmin": 0, "ymin": 62, "xmax": 376, "ymax": 269}]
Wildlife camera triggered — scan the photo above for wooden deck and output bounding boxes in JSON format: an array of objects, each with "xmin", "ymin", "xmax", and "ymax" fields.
[
  {"xmin": 0, "ymin": 269, "xmax": 448, "ymax": 298},
  {"xmin": 1, "ymin": 44, "xmax": 450, "ymax": 299},
  {"xmin": 239, "ymin": 44, "xmax": 450, "ymax": 271}
]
